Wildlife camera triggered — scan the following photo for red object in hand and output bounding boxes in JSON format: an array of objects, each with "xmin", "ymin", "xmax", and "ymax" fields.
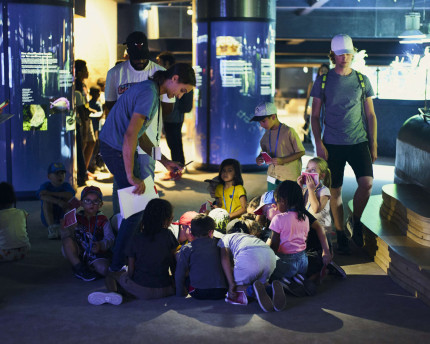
[{"xmin": 261, "ymin": 152, "xmax": 272, "ymax": 164}]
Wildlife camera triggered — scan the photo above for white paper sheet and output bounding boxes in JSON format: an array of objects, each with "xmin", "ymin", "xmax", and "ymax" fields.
[{"xmin": 117, "ymin": 176, "xmax": 159, "ymax": 219}]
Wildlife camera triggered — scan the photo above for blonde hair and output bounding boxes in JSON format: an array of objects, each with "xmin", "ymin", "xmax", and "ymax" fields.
[{"xmin": 309, "ymin": 157, "xmax": 331, "ymax": 188}]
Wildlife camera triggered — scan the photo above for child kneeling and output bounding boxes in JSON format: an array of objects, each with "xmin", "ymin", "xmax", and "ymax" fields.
[
  {"xmin": 175, "ymin": 214, "xmax": 227, "ymax": 299},
  {"xmin": 218, "ymin": 220, "xmax": 286, "ymax": 312}
]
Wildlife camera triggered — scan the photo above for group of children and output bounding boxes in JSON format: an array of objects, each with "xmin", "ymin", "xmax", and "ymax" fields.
[{"xmin": 0, "ymin": 101, "xmax": 347, "ymax": 312}]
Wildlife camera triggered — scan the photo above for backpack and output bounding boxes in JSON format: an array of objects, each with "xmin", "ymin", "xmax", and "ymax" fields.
[{"xmin": 321, "ymin": 70, "xmax": 367, "ymax": 131}]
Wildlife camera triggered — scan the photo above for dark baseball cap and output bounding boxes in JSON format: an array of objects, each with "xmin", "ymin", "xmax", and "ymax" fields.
[
  {"xmin": 48, "ymin": 162, "xmax": 66, "ymax": 174},
  {"xmin": 81, "ymin": 186, "xmax": 103, "ymax": 201},
  {"xmin": 124, "ymin": 31, "xmax": 150, "ymax": 60}
]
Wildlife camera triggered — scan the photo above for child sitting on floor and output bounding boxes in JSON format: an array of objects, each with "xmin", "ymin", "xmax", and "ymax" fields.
[
  {"xmin": 171, "ymin": 211, "xmax": 198, "ymax": 255},
  {"xmin": 36, "ymin": 162, "xmax": 75, "ymax": 239},
  {"xmin": 270, "ymin": 181, "xmax": 333, "ymax": 296},
  {"xmin": 0, "ymin": 182, "xmax": 31, "ymax": 262},
  {"xmin": 199, "ymin": 176, "xmax": 221, "ymax": 213},
  {"xmin": 208, "ymin": 208, "xmax": 230, "ymax": 239},
  {"xmin": 214, "ymin": 159, "xmax": 247, "ymax": 219},
  {"xmin": 253, "ymin": 191, "xmax": 280, "ymax": 243},
  {"xmin": 175, "ymin": 214, "xmax": 227, "ymax": 299},
  {"xmin": 298, "ymin": 157, "xmax": 333, "ymax": 246},
  {"xmin": 218, "ymin": 218, "xmax": 286, "ymax": 312},
  {"xmin": 88, "ymin": 199, "xmax": 178, "ymax": 306},
  {"xmin": 61, "ymin": 186, "xmax": 114, "ymax": 282}
]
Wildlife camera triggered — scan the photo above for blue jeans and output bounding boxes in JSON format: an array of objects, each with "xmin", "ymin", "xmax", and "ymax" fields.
[
  {"xmin": 271, "ymin": 250, "xmax": 308, "ymax": 279},
  {"xmin": 112, "ymin": 153, "xmax": 155, "ymax": 215},
  {"xmin": 100, "ymin": 141, "xmax": 145, "ymax": 271}
]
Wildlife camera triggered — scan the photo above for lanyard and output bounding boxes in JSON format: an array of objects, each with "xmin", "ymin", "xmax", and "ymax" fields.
[
  {"xmin": 305, "ymin": 183, "xmax": 322, "ymax": 210},
  {"xmin": 223, "ymin": 186, "xmax": 236, "ymax": 214},
  {"xmin": 269, "ymin": 123, "xmax": 282, "ymax": 157},
  {"xmin": 85, "ymin": 214, "xmax": 98, "ymax": 255}
]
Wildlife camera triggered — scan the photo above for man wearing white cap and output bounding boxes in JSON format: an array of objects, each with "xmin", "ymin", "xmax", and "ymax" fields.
[
  {"xmin": 310, "ymin": 34, "xmax": 377, "ymax": 254},
  {"xmin": 251, "ymin": 102, "xmax": 305, "ymax": 191}
]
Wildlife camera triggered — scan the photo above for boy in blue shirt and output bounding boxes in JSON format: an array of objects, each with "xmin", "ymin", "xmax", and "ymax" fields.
[
  {"xmin": 175, "ymin": 214, "xmax": 227, "ymax": 299},
  {"xmin": 36, "ymin": 162, "xmax": 75, "ymax": 239}
]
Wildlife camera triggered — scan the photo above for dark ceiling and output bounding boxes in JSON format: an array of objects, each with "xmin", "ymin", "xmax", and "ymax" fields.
[{"xmin": 117, "ymin": 0, "xmax": 430, "ymax": 65}]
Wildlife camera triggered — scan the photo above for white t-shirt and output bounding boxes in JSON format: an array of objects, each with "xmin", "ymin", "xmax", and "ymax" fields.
[
  {"xmin": 105, "ymin": 60, "xmax": 175, "ymax": 148},
  {"xmin": 303, "ymin": 184, "xmax": 331, "ymax": 228},
  {"xmin": 0, "ymin": 208, "xmax": 30, "ymax": 250}
]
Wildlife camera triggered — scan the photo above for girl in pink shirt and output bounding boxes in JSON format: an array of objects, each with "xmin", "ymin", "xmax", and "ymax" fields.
[{"xmin": 270, "ymin": 181, "xmax": 309, "ymax": 280}]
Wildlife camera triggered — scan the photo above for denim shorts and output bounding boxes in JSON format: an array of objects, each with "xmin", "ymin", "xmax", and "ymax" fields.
[{"xmin": 271, "ymin": 250, "xmax": 308, "ymax": 279}]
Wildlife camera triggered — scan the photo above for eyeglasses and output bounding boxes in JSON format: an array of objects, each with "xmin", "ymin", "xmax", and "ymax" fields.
[{"xmin": 82, "ymin": 199, "xmax": 101, "ymax": 205}]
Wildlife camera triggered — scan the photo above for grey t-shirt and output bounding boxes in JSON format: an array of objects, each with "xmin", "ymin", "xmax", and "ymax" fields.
[
  {"xmin": 310, "ymin": 69, "xmax": 374, "ymax": 145},
  {"xmin": 175, "ymin": 237, "xmax": 227, "ymax": 295},
  {"xmin": 99, "ymin": 80, "xmax": 159, "ymax": 151}
]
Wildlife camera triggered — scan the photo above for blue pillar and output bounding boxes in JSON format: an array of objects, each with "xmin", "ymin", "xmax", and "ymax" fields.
[
  {"xmin": 193, "ymin": 0, "xmax": 276, "ymax": 170},
  {"xmin": 0, "ymin": 0, "xmax": 74, "ymax": 197}
]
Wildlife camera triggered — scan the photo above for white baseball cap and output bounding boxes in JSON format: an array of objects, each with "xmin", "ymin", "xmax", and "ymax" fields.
[
  {"xmin": 250, "ymin": 102, "xmax": 277, "ymax": 122},
  {"xmin": 331, "ymin": 34, "xmax": 355, "ymax": 55}
]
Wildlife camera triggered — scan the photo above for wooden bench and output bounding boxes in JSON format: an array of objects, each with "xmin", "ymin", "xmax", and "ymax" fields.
[{"xmin": 348, "ymin": 190, "xmax": 430, "ymax": 307}]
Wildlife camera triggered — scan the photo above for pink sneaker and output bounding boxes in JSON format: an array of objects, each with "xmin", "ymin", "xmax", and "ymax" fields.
[{"xmin": 225, "ymin": 291, "xmax": 248, "ymax": 305}]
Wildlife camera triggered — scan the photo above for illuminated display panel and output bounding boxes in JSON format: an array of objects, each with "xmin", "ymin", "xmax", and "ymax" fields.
[
  {"xmin": 6, "ymin": 2, "xmax": 73, "ymax": 192},
  {"xmin": 194, "ymin": 20, "xmax": 276, "ymax": 166}
]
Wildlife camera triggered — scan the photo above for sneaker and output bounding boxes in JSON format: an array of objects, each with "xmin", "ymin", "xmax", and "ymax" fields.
[
  {"xmin": 225, "ymin": 291, "xmax": 248, "ymax": 305},
  {"xmin": 47, "ymin": 224, "xmax": 60, "ymax": 239},
  {"xmin": 327, "ymin": 261, "xmax": 347, "ymax": 279},
  {"xmin": 302, "ymin": 279, "xmax": 317, "ymax": 296},
  {"xmin": 294, "ymin": 273, "xmax": 305, "ymax": 284},
  {"xmin": 293, "ymin": 274, "xmax": 316, "ymax": 296},
  {"xmin": 271, "ymin": 280, "xmax": 286, "ymax": 311},
  {"xmin": 335, "ymin": 230, "xmax": 351, "ymax": 255},
  {"xmin": 279, "ymin": 277, "xmax": 307, "ymax": 297},
  {"xmin": 352, "ymin": 221, "xmax": 364, "ymax": 248},
  {"xmin": 88, "ymin": 292, "xmax": 122, "ymax": 306},
  {"xmin": 73, "ymin": 264, "xmax": 97, "ymax": 282},
  {"xmin": 253, "ymin": 280, "xmax": 274, "ymax": 312}
]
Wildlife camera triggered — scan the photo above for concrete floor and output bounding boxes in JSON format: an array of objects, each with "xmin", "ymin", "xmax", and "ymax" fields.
[{"xmin": 1, "ymin": 141, "xmax": 430, "ymax": 344}]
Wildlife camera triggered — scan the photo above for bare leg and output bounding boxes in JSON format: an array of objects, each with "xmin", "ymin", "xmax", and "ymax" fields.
[
  {"xmin": 91, "ymin": 259, "xmax": 109, "ymax": 276},
  {"xmin": 62, "ymin": 237, "xmax": 81, "ymax": 266},
  {"xmin": 352, "ymin": 176, "xmax": 373, "ymax": 221},
  {"xmin": 42, "ymin": 201, "xmax": 55, "ymax": 226},
  {"xmin": 83, "ymin": 141, "xmax": 96, "ymax": 170}
]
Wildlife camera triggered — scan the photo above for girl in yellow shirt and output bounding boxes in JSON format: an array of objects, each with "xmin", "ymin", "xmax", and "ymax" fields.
[{"xmin": 214, "ymin": 159, "xmax": 247, "ymax": 219}]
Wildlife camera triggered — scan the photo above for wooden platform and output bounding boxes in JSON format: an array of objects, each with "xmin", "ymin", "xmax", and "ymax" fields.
[
  {"xmin": 381, "ymin": 184, "xmax": 430, "ymax": 246},
  {"xmin": 349, "ymin": 193, "xmax": 430, "ymax": 307}
]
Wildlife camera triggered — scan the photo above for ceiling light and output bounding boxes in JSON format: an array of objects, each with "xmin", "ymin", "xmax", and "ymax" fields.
[{"xmin": 399, "ymin": 12, "xmax": 426, "ymax": 44}]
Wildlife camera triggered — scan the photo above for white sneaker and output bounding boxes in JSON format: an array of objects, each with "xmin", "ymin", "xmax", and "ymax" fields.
[{"xmin": 88, "ymin": 292, "xmax": 122, "ymax": 306}]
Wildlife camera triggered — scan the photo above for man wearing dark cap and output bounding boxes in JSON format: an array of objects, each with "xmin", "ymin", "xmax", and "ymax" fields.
[{"xmin": 104, "ymin": 31, "xmax": 175, "ymax": 214}]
